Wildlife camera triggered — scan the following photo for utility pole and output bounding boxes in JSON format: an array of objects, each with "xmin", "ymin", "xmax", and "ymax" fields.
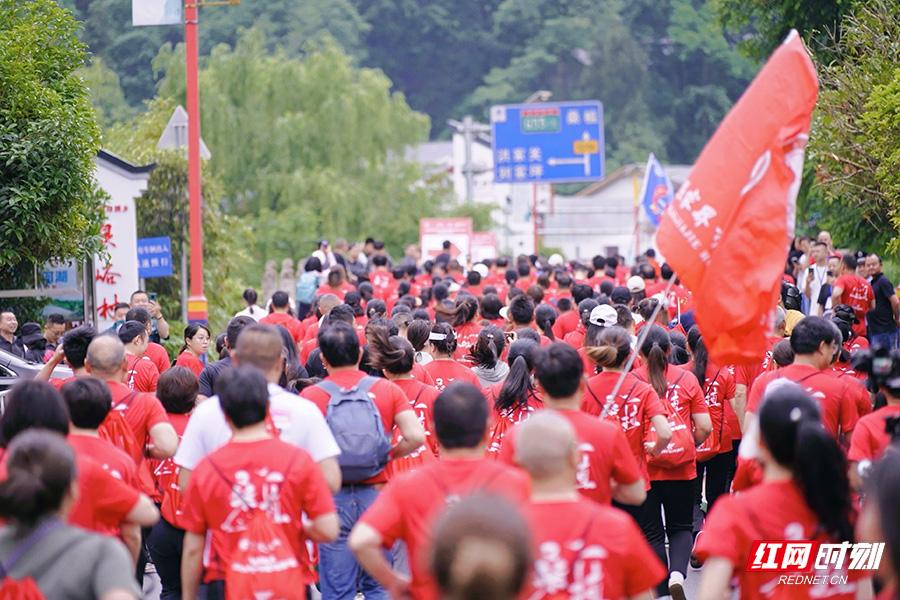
[
  {"xmin": 184, "ymin": 0, "xmax": 206, "ymax": 324},
  {"xmin": 449, "ymin": 117, "xmax": 491, "ymax": 204}
]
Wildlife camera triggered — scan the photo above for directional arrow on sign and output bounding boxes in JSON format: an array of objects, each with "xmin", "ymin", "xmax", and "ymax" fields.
[{"xmin": 547, "ymin": 131, "xmax": 596, "ymax": 176}]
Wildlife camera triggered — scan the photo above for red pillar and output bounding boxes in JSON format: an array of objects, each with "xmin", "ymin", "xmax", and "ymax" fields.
[{"xmin": 184, "ymin": 0, "xmax": 207, "ymax": 323}]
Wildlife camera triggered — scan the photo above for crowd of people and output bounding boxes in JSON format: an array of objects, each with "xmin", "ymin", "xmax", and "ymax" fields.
[{"xmin": 0, "ymin": 229, "xmax": 899, "ymax": 600}]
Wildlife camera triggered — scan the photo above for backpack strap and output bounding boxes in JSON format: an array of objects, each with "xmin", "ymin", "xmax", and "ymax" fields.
[
  {"xmin": 318, "ymin": 376, "xmax": 379, "ymax": 407},
  {"xmin": 113, "ymin": 390, "xmax": 138, "ymax": 412},
  {"xmin": 703, "ymin": 369, "xmax": 722, "ymax": 397},
  {"xmin": 0, "ymin": 519, "xmax": 63, "ymax": 579}
]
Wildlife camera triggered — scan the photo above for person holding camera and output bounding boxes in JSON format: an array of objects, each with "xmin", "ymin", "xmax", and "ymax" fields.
[{"xmin": 848, "ymin": 347, "xmax": 900, "ymax": 489}]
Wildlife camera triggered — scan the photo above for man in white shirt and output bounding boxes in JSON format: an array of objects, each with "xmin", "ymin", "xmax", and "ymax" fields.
[
  {"xmin": 175, "ymin": 323, "xmax": 341, "ymax": 492},
  {"xmin": 798, "ymin": 241, "xmax": 829, "ymax": 314}
]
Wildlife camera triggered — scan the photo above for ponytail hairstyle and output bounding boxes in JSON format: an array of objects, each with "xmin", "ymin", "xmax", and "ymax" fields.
[
  {"xmin": 367, "ymin": 325, "xmax": 415, "ymax": 375},
  {"xmin": 243, "ymin": 288, "xmax": 259, "ymax": 315},
  {"xmin": 636, "ymin": 297, "xmax": 661, "ymax": 324},
  {"xmin": 0, "ymin": 430, "xmax": 76, "ymax": 525},
  {"xmin": 639, "ymin": 325, "xmax": 671, "ymax": 398},
  {"xmin": 578, "ymin": 298, "xmax": 599, "ymax": 328},
  {"xmin": 496, "ymin": 339, "xmax": 539, "ymax": 414},
  {"xmin": 180, "ymin": 323, "xmax": 211, "ymax": 355},
  {"xmin": 759, "ymin": 383, "xmax": 853, "ymax": 542},
  {"xmin": 366, "ymin": 299, "xmax": 387, "ymax": 320},
  {"xmin": 687, "ymin": 326, "xmax": 708, "ymax": 385},
  {"xmin": 430, "ymin": 322, "xmax": 457, "ymax": 356},
  {"xmin": 406, "ymin": 319, "xmax": 432, "ymax": 352},
  {"xmin": 344, "ymin": 291, "xmax": 365, "ymax": 318},
  {"xmin": 585, "ymin": 326, "xmax": 631, "ymax": 370},
  {"xmin": 668, "ymin": 331, "xmax": 689, "ymax": 365},
  {"xmin": 469, "ymin": 326, "xmax": 506, "ymax": 369},
  {"xmin": 436, "ymin": 296, "xmax": 479, "ymax": 328},
  {"xmin": 534, "ymin": 304, "xmax": 558, "ymax": 341}
]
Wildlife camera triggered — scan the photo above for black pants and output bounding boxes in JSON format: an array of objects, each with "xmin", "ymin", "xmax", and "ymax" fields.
[
  {"xmin": 204, "ymin": 580, "xmax": 313, "ymax": 600},
  {"xmin": 695, "ymin": 450, "xmax": 734, "ymax": 529},
  {"xmin": 147, "ymin": 518, "xmax": 185, "ymax": 600}
]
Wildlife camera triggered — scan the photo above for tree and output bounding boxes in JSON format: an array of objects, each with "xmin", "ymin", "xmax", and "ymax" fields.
[
  {"xmin": 151, "ymin": 29, "xmax": 452, "ymax": 267},
  {"xmin": 77, "ymin": 56, "xmax": 134, "ymax": 128},
  {"xmin": 803, "ymin": 0, "xmax": 900, "ymax": 253},
  {"xmin": 0, "ymin": 0, "xmax": 104, "ymax": 271}
]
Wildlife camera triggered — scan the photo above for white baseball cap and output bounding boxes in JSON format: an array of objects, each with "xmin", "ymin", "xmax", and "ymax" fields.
[
  {"xmin": 472, "ymin": 263, "xmax": 489, "ymax": 278},
  {"xmin": 627, "ymin": 276, "xmax": 646, "ymax": 294},
  {"xmin": 548, "ymin": 253, "xmax": 564, "ymax": 267},
  {"xmin": 588, "ymin": 304, "xmax": 618, "ymax": 328}
]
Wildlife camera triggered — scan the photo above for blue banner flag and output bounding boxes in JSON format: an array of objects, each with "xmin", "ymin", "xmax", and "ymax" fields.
[{"xmin": 639, "ymin": 153, "xmax": 673, "ymax": 227}]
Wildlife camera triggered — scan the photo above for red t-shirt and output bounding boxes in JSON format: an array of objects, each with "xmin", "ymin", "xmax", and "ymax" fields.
[
  {"xmin": 747, "ymin": 364, "xmax": 858, "ymax": 439},
  {"xmin": 150, "ymin": 412, "xmax": 191, "ymax": 526},
  {"xmin": 125, "ymin": 353, "xmax": 159, "ymax": 392},
  {"xmin": 301, "ymin": 370, "xmax": 411, "ymax": 484},
  {"xmin": 316, "ymin": 282, "xmax": 354, "ymax": 301},
  {"xmin": 422, "ymin": 358, "xmax": 482, "ymax": 391},
  {"xmin": 260, "ymin": 312, "xmax": 305, "ymax": 343},
  {"xmin": 633, "ymin": 364, "xmax": 708, "ymax": 481},
  {"xmin": 359, "ymin": 458, "xmax": 530, "ymax": 600},
  {"xmin": 562, "ymin": 324, "xmax": 585, "ymax": 349},
  {"xmin": 685, "ymin": 361, "xmax": 736, "ymax": 458},
  {"xmin": 499, "ymin": 408, "xmax": 641, "ymax": 505},
  {"xmin": 582, "ymin": 371, "xmax": 666, "ymax": 484},
  {"xmin": 68, "ymin": 433, "xmax": 138, "ymax": 489},
  {"xmin": 485, "ymin": 386, "xmax": 543, "ymax": 457},
  {"xmin": 49, "ymin": 375, "xmax": 76, "ymax": 390},
  {"xmin": 146, "ymin": 342, "xmax": 171, "ymax": 375},
  {"xmin": 175, "ymin": 351, "xmax": 204, "ymax": 377},
  {"xmin": 848, "ymin": 404, "xmax": 900, "ymax": 464},
  {"xmin": 552, "ymin": 309, "xmax": 580, "ymax": 340},
  {"xmin": 452, "ymin": 321, "xmax": 482, "ymax": 362},
  {"xmin": 521, "ymin": 499, "xmax": 665, "ymax": 600},
  {"xmin": 411, "ymin": 362, "xmax": 435, "ymax": 386},
  {"xmin": 181, "ymin": 438, "xmax": 335, "ymax": 583},
  {"xmin": 385, "ymin": 378, "xmax": 440, "ymax": 477},
  {"xmin": 696, "ymin": 480, "xmax": 861, "ymax": 600},
  {"xmin": 834, "ymin": 274, "xmax": 874, "ymax": 336},
  {"xmin": 576, "ymin": 347, "xmax": 597, "ymax": 378},
  {"xmin": 370, "ymin": 270, "xmax": 394, "ymax": 298},
  {"xmin": 64, "ymin": 454, "xmax": 139, "ymax": 535},
  {"xmin": 734, "ymin": 335, "xmax": 782, "ymax": 395},
  {"xmin": 106, "ymin": 380, "xmax": 170, "ymax": 451}
]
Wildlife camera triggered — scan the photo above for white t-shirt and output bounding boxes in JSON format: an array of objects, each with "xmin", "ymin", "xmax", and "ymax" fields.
[
  {"xmin": 798, "ymin": 263, "xmax": 828, "ymax": 313},
  {"xmin": 174, "ymin": 382, "xmax": 340, "ymax": 470},
  {"xmin": 233, "ymin": 305, "xmax": 266, "ymax": 321}
]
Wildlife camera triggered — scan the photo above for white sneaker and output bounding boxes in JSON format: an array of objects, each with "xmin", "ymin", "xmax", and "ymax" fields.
[{"xmin": 669, "ymin": 571, "xmax": 686, "ymax": 600}]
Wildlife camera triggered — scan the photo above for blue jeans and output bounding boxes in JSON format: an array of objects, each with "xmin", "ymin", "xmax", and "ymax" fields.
[
  {"xmin": 870, "ymin": 330, "xmax": 899, "ymax": 349},
  {"xmin": 319, "ymin": 485, "xmax": 391, "ymax": 600}
]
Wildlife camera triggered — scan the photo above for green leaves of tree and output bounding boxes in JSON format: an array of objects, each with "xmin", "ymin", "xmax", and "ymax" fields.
[{"xmin": 0, "ymin": 0, "xmax": 103, "ymax": 271}]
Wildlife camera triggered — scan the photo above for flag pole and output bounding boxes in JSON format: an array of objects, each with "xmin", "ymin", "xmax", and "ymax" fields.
[{"xmin": 599, "ymin": 274, "xmax": 678, "ymax": 419}]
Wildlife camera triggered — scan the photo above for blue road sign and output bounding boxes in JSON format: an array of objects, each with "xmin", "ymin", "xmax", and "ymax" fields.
[
  {"xmin": 490, "ymin": 101, "xmax": 604, "ymax": 184},
  {"xmin": 137, "ymin": 236, "xmax": 173, "ymax": 278}
]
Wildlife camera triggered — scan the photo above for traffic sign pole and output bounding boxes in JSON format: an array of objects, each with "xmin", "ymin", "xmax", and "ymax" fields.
[{"xmin": 184, "ymin": 0, "xmax": 207, "ymax": 324}]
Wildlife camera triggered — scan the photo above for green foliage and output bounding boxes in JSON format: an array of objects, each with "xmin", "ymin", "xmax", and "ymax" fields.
[
  {"xmin": 805, "ymin": 0, "xmax": 900, "ymax": 253},
  {"xmin": 714, "ymin": 0, "xmax": 853, "ymax": 61},
  {"xmin": 151, "ymin": 30, "xmax": 452, "ymax": 266},
  {"xmin": 104, "ymin": 97, "xmax": 255, "ymax": 334},
  {"xmin": 0, "ymin": 0, "xmax": 104, "ymax": 271},
  {"xmin": 77, "ymin": 56, "xmax": 134, "ymax": 128}
]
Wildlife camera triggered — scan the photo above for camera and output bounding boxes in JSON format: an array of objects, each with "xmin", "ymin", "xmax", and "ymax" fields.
[{"xmin": 851, "ymin": 345, "xmax": 900, "ymax": 396}]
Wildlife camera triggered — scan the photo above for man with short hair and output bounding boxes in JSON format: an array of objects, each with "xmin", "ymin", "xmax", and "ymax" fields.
[
  {"xmin": 516, "ymin": 411, "xmax": 665, "ymax": 600},
  {"xmin": 865, "ymin": 254, "xmax": 900, "ymax": 349},
  {"xmin": 552, "ymin": 283, "xmax": 593, "ymax": 339},
  {"xmin": 197, "ymin": 315, "xmax": 255, "ymax": 398},
  {"xmin": 180, "ymin": 366, "xmax": 340, "ymax": 600},
  {"xmin": 349, "ymin": 382, "xmax": 529, "ymax": 599},
  {"xmin": 499, "ymin": 343, "xmax": 646, "ymax": 506},
  {"xmin": 130, "ymin": 290, "xmax": 169, "ymax": 342},
  {"xmin": 506, "ymin": 295, "xmax": 550, "ymax": 346},
  {"xmin": 301, "ymin": 320, "xmax": 425, "ymax": 600},
  {"xmin": 43, "ymin": 313, "xmax": 66, "ymax": 354},
  {"xmin": 0, "ymin": 308, "xmax": 22, "ymax": 358},
  {"xmin": 38, "ymin": 325, "xmax": 97, "ymax": 388},
  {"xmin": 118, "ymin": 321, "xmax": 160, "ymax": 393},
  {"xmin": 260, "ymin": 290, "xmax": 305, "ymax": 344},
  {"xmin": 176, "ymin": 323, "xmax": 341, "ymax": 493},
  {"xmin": 832, "ymin": 254, "xmax": 875, "ymax": 337},
  {"xmin": 798, "ymin": 241, "xmax": 829, "ymax": 314},
  {"xmin": 125, "ymin": 307, "xmax": 170, "ymax": 374},
  {"xmin": 84, "ymin": 334, "xmax": 178, "ymax": 462}
]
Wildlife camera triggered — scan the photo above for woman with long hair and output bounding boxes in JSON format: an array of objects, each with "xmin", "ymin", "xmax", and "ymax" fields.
[
  {"xmin": 633, "ymin": 325, "xmax": 712, "ymax": 598},
  {"xmin": 436, "ymin": 296, "xmax": 481, "ymax": 362},
  {"xmin": 0, "ymin": 430, "xmax": 141, "ymax": 599},
  {"xmin": 406, "ymin": 318, "xmax": 434, "ymax": 366},
  {"xmin": 468, "ymin": 326, "xmax": 509, "ymax": 388},
  {"xmin": 174, "ymin": 323, "xmax": 210, "ymax": 377},
  {"xmin": 234, "ymin": 288, "xmax": 264, "ymax": 321},
  {"xmin": 697, "ymin": 384, "xmax": 859, "ymax": 600},
  {"xmin": 686, "ymin": 326, "xmax": 736, "ymax": 522},
  {"xmin": 422, "ymin": 322, "xmax": 482, "ymax": 391},
  {"xmin": 345, "ymin": 291, "xmax": 367, "ymax": 328},
  {"xmin": 486, "ymin": 339, "xmax": 542, "ymax": 457},
  {"xmin": 563, "ymin": 298, "xmax": 598, "ymax": 349},
  {"xmin": 583, "ymin": 326, "xmax": 671, "ymax": 490},
  {"xmin": 534, "ymin": 303, "xmax": 558, "ymax": 342},
  {"xmin": 367, "ymin": 326, "xmax": 439, "ymax": 477}
]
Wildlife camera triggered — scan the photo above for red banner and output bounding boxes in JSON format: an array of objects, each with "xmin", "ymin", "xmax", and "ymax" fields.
[{"xmin": 656, "ymin": 31, "xmax": 818, "ymax": 365}]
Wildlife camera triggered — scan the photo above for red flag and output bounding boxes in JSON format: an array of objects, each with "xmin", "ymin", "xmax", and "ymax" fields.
[{"xmin": 656, "ymin": 31, "xmax": 818, "ymax": 365}]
